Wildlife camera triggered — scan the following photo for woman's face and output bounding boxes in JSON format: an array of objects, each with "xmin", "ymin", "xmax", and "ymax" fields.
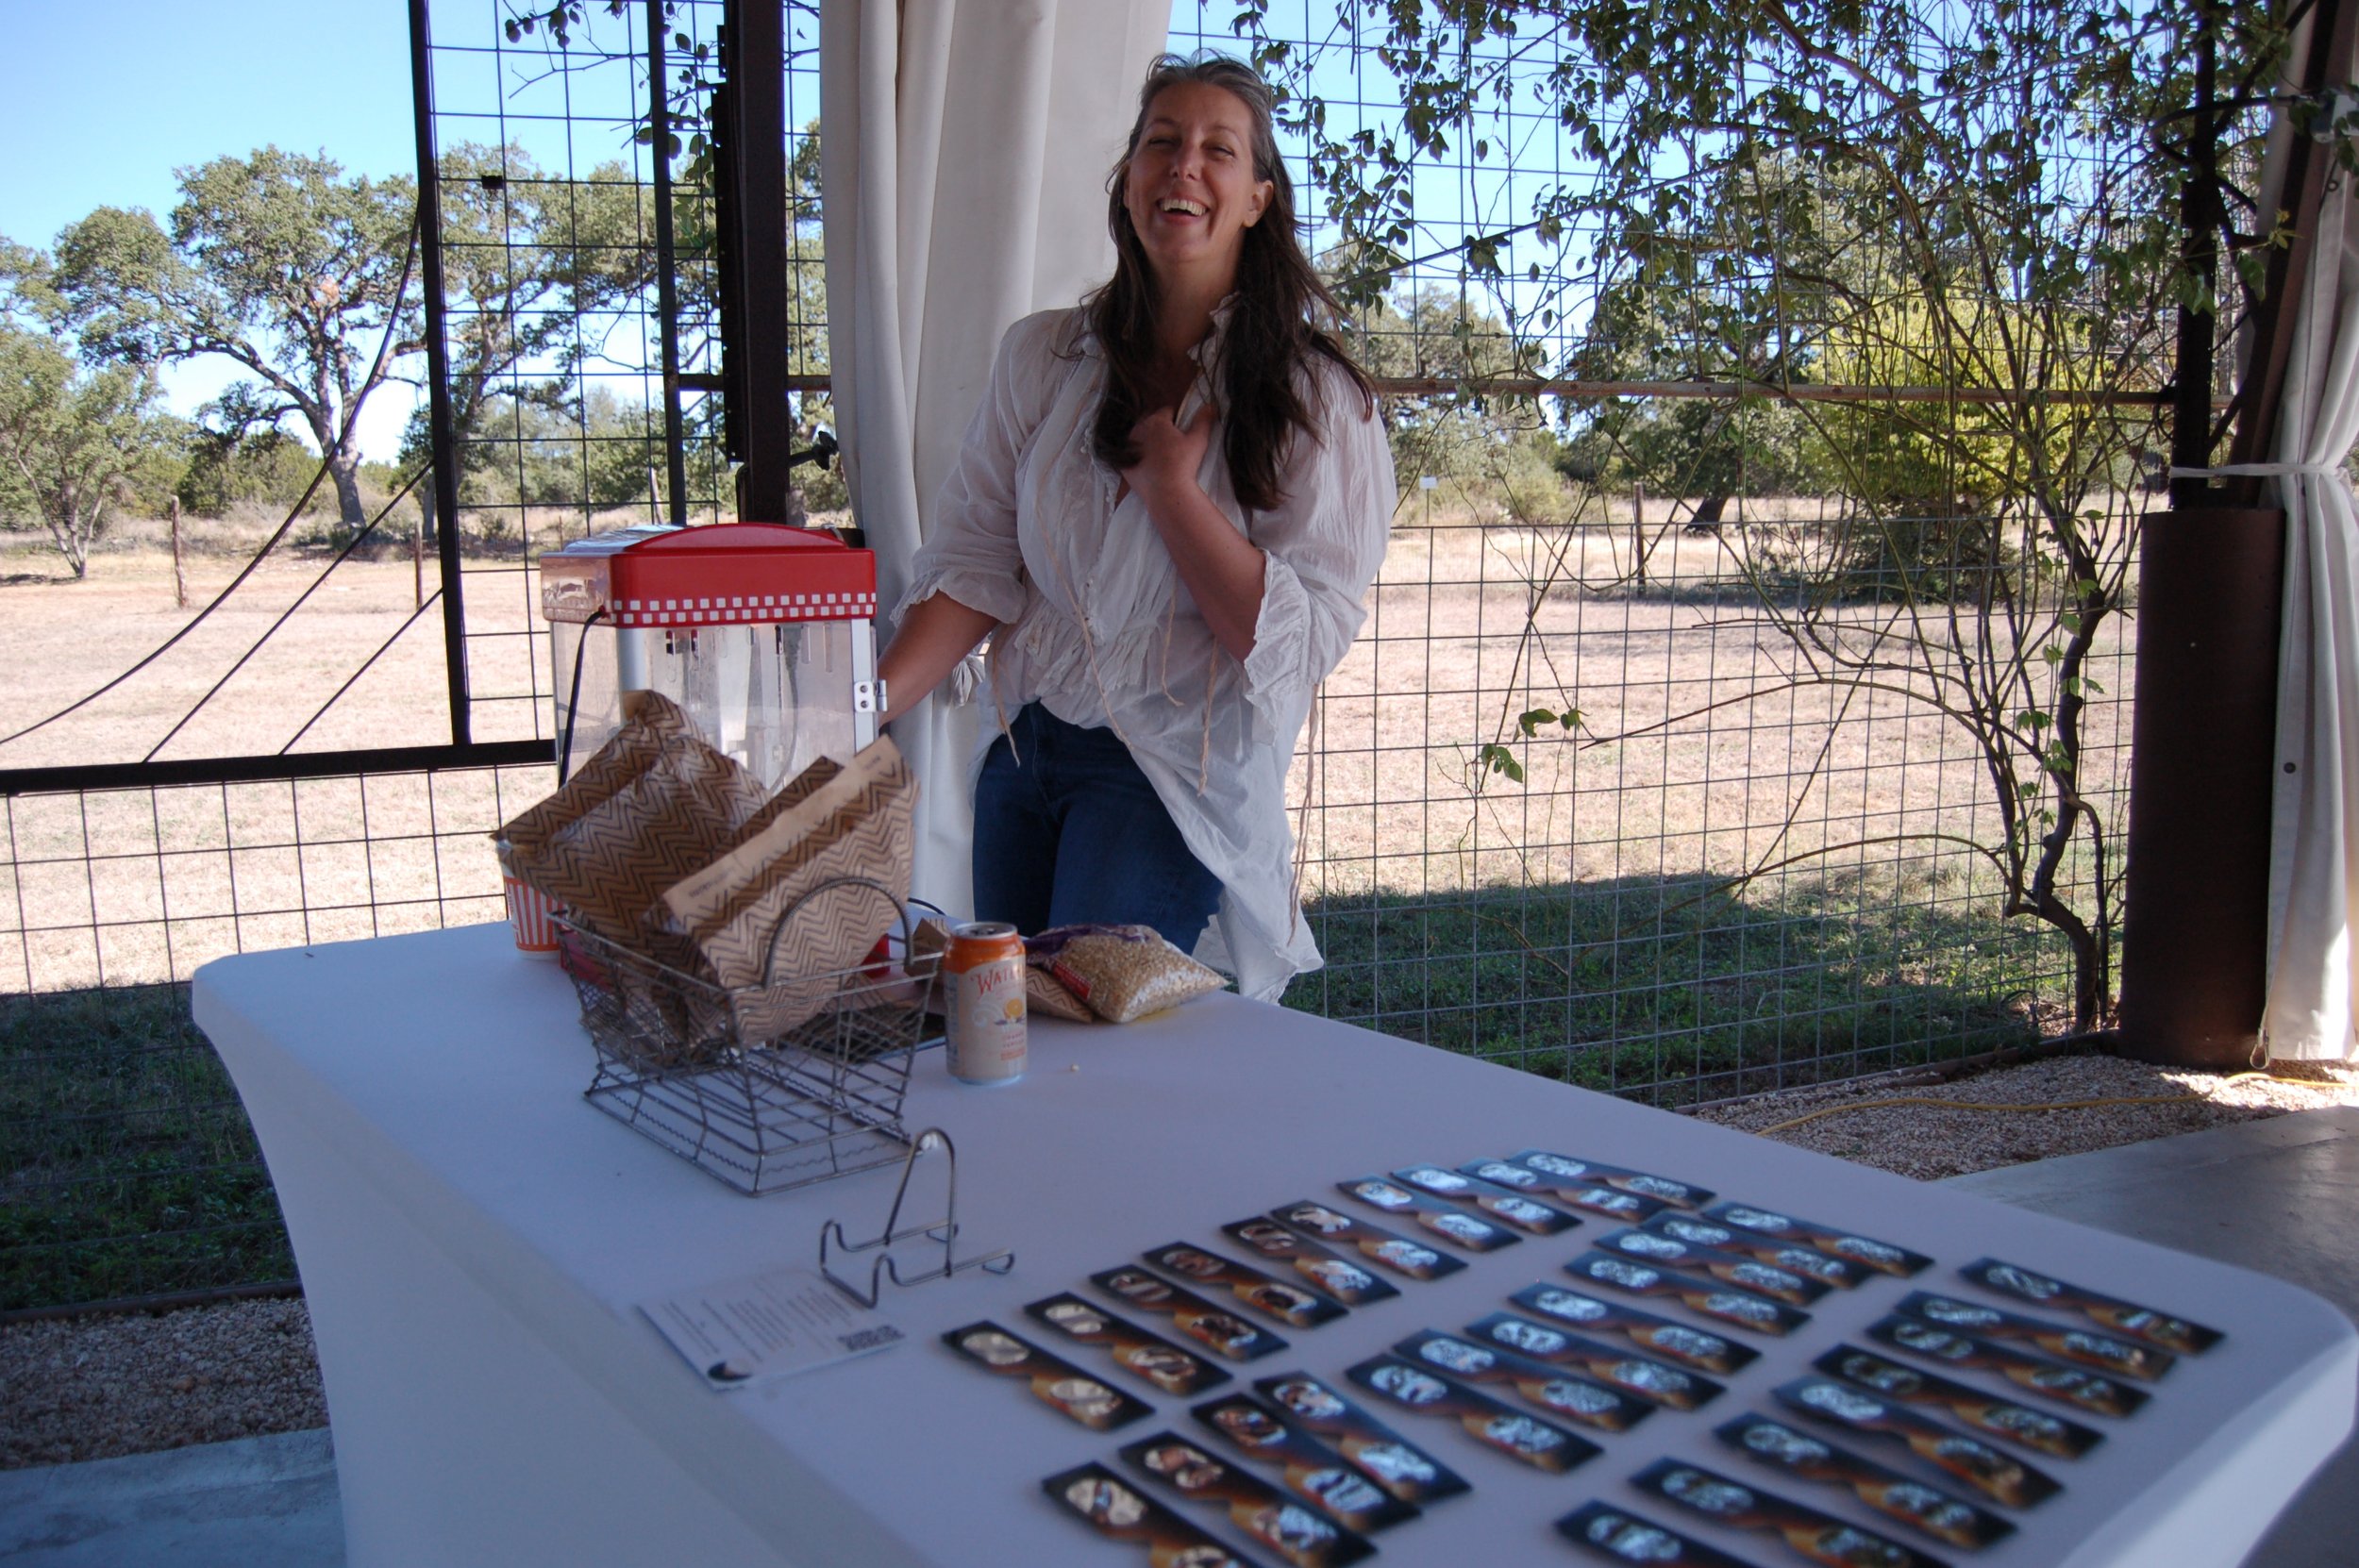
[{"xmin": 1122, "ymin": 81, "xmax": 1273, "ymax": 294}]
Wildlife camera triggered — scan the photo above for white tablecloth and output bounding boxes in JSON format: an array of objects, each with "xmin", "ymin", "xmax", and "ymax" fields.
[{"xmin": 192, "ymin": 926, "xmax": 2355, "ymax": 1568}]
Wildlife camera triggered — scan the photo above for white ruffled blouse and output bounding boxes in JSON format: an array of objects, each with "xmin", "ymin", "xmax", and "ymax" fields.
[{"xmin": 899, "ymin": 304, "xmax": 1397, "ymax": 1000}]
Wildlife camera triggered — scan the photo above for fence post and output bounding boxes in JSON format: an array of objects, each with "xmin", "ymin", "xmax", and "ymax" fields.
[
  {"xmin": 1631, "ymin": 481, "xmax": 1646, "ymax": 588},
  {"xmin": 169, "ymin": 495, "xmax": 188, "ymax": 610}
]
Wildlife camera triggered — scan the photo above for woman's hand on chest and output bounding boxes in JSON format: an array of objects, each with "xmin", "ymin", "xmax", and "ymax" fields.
[{"xmin": 1117, "ymin": 403, "xmax": 1214, "ymax": 513}]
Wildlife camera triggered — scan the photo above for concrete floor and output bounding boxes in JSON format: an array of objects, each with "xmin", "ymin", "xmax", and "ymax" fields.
[
  {"xmin": 1949, "ymin": 1105, "xmax": 2359, "ymax": 1568},
  {"xmin": 5, "ymin": 1109, "xmax": 2355, "ymax": 1567},
  {"xmin": 0, "ymin": 1428, "xmax": 341, "ymax": 1567}
]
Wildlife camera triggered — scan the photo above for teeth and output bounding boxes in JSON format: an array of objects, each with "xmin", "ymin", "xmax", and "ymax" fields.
[{"xmin": 1159, "ymin": 198, "xmax": 1205, "ymax": 216}]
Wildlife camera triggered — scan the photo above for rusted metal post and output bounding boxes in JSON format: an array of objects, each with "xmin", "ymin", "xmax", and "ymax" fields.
[{"xmin": 2117, "ymin": 508, "xmax": 2285, "ymax": 1066}]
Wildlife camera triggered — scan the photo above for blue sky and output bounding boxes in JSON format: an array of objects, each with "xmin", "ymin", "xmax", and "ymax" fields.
[{"xmin": 3, "ymin": 0, "xmax": 422, "ymax": 459}]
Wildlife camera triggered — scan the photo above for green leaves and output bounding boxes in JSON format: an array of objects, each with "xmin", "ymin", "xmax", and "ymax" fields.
[
  {"xmin": 1518, "ymin": 707, "xmax": 1583, "ymax": 737},
  {"xmin": 1474, "ymin": 742, "xmax": 1527, "ymax": 783},
  {"xmin": 0, "ymin": 325, "xmax": 168, "ymax": 576}
]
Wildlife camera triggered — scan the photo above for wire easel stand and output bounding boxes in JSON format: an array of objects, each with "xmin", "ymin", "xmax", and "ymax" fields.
[
  {"xmin": 819, "ymin": 1128, "xmax": 1013, "ymax": 1308},
  {"xmin": 559, "ymin": 877, "xmax": 940, "ymax": 1195}
]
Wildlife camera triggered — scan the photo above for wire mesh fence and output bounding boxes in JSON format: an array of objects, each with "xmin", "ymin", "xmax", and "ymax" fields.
[{"xmin": 0, "ymin": 0, "xmax": 2189, "ymax": 1309}]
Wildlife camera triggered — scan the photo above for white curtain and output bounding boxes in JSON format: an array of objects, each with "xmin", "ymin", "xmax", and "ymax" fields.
[
  {"xmin": 2258, "ymin": 15, "xmax": 2359, "ymax": 1059},
  {"xmin": 820, "ymin": 0, "xmax": 1171, "ymax": 919}
]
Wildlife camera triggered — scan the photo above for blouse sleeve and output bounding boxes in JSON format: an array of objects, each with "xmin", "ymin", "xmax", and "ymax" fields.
[
  {"xmin": 1238, "ymin": 361, "xmax": 1397, "ymax": 740},
  {"xmin": 895, "ymin": 309, "xmax": 1073, "ymax": 626}
]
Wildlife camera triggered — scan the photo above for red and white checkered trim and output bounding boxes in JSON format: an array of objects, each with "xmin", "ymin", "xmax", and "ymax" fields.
[{"xmin": 610, "ymin": 592, "xmax": 879, "ymax": 627}]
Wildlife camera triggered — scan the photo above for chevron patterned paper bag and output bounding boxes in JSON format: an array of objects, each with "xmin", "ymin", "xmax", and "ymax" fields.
[
  {"xmin": 658, "ymin": 735, "xmax": 916, "ymax": 1039},
  {"xmin": 498, "ymin": 692, "xmax": 768, "ymax": 951},
  {"xmin": 495, "ymin": 691, "xmax": 700, "ymax": 871}
]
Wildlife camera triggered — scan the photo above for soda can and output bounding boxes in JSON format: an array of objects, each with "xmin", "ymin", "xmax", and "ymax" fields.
[{"xmin": 945, "ymin": 921, "xmax": 1028, "ymax": 1085}]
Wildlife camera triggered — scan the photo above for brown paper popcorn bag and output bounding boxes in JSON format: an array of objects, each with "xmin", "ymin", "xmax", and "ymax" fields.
[
  {"xmin": 658, "ymin": 735, "xmax": 916, "ymax": 1039},
  {"xmin": 496, "ymin": 692, "xmax": 767, "ymax": 952},
  {"xmin": 494, "ymin": 691, "xmax": 700, "ymax": 872}
]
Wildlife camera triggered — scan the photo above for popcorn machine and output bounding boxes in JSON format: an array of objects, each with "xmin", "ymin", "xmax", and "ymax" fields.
[{"xmin": 539, "ymin": 522, "xmax": 883, "ymax": 790}]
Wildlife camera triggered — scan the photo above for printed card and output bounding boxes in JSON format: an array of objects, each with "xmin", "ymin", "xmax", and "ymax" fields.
[
  {"xmin": 1023, "ymin": 1293, "xmax": 1230, "ymax": 1397},
  {"xmin": 1630, "ymin": 1458, "xmax": 1951, "ymax": 1568},
  {"xmin": 1119, "ymin": 1431, "xmax": 1377, "ymax": 1568},
  {"xmin": 1564, "ymin": 1251, "xmax": 1810, "ymax": 1336},
  {"xmin": 1774, "ymin": 1376, "xmax": 2062, "ymax": 1509},
  {"xmin": 1464, "ymin": 1311, "xmax": 1722, "ymax": 1410},
  {"xmin": 1899, "ymin": 1293, "xmax": 2174, "ymax": 1383},
  {"xmin": 943, "ymin": 1322, "xmax": 1152, "ymax": 1431},
  {"xmin": 1556, "ymin": 1502, "xmax": 1759, "ymax": 1568},
  {"xmin": 1715, "ymin": 1411, "xmax": 2016, "ymax": 1550},
  {"xmin": 1865, "ymin": 1314, "xmax": 2146, "ymax": 1419},
  {"xmin": 1043, "ymin": 1460, "xmax": 1266, "ymax": 1568},
  {"xmin": 1816, "ymin": 1345, "xmax": 2102, "ymax": 1460},
  {"xmin": 1190, "ymin": 1393, "xmax": 1422, "ymax": 1533},
  {"xmin": 1702, "ymin": 1202, "xmax": 1932, "ymax": 1277},
  {"xmin": 1253, "ymin": 1372, "xmax": 1473, "ymax": 1506},
  {"xmin": 1344, "ymin": 1353, "xmax": 1600, "ymax": 1474},
  {"xmin": 1389, "ymin": 1163, "xmax": 1581, "ymax": 1234},
  {"xmin": 1392, "ymin": 1327, "xmax": 1653, "ymax": 1432},
  {"xmin": 1479, "ymin": 1156, "xmax": 1670, "ymax": 1223},
  {"xmin": 638, "ymin": 1264, "xmax": 903, "ymax": 1391},
  {"xmin": 1510, "ymin": 1282, "xmax": 1760, "ymax": 1374},
  {"xmin": 1092, "ymin": 1267, "xmax": 1290, "ymax": 1362},
  {"xmin": 1145, "ymin": 1243, "xmax": 1350, "ymax": 1329},
  {"xmin": 1336, "ymin": 1176, "xmax": 1519, "ymax": 1251},
  {"xmin": 1270, "ymin": 1200, "xmax": 1467, "ymax": 1281},
  {"xmin": 1510, "ymin": 1150, "xmax": 1716, "ymax": 1209},
  {"xmin": 1595, "ymin": 1226, "xmax": 1832, "ymax": 1306},
  {"xmin": 1646, "ymin": 1212, "xmax": 1871, "ymax": 1290},
  {"xmin": 1222, "ymin": 1218, "xmax": 1402, "ymax": 1306},
  {"xmin": 1958, "ymin": 1259, "xmax": 2222, "ymax": 1356}
]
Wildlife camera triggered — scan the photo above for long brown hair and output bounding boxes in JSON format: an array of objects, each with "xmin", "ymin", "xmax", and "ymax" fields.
[{"xmin": 1084, "ymin": 53, "xmax": 1372, "ymax": 514}]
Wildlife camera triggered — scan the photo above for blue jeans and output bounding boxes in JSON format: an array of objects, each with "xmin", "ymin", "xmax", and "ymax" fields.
[{"xmin": 971, "ymin": 704, "xmax": 1224, "ymax": 951}]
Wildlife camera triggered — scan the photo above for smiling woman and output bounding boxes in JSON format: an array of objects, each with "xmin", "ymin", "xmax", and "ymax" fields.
[{"xmin": 873, "ymin": 52, "xmax": 1392, "ymax": 1000}]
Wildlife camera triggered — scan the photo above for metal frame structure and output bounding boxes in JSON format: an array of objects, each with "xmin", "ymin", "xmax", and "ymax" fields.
[{"xmin": 1, "ymin": 0, "xmax": 2307, "ymax": 1312}]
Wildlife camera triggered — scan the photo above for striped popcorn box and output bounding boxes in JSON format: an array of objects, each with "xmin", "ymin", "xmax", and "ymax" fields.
[{"xmin": 503, "ymin": 874, "xmax": 562, "ymax": 959}]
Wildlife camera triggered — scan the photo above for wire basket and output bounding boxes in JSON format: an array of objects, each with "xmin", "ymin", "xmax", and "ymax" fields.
[{"xmin": 554, "ymin": 880, "xmax": 941, "ymax": 1195}]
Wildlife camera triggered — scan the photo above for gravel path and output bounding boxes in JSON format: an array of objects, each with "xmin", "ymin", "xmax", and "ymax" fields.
[
  {"xmin": 7, "ymin": 1050, "xmax": 2356, "ymax": 1470},
  {"xmin": 1692, "ymin": 1052, "xmax": 2359, "ymax": 1179},
  {"xmin": 0, "ymin": 1297, "xmax": 326, "ymax": 1470}
]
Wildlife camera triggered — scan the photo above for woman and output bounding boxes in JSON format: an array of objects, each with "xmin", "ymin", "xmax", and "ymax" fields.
[{"xmin": 875, "ymin": 53, "xmax": 1396, "ymax": 1001}]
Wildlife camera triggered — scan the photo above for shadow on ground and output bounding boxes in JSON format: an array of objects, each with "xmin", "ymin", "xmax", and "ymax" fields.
[{"xmin": 1285, "ymin": 875, "xmax": 2058, "ymax": 1108}]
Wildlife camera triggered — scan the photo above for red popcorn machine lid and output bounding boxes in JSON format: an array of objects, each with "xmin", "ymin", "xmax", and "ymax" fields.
[{"xmin": 538, "ymin": 522, "xmax": 878, "ymax": 627}]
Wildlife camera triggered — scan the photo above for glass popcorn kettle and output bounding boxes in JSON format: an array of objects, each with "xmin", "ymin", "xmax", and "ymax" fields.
[{"xmin": 539, "ymin": 522, "xmax": 883, "ymax": 790}]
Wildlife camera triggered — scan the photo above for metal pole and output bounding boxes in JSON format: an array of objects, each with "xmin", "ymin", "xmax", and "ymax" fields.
[
  {"xmin": 409, "ymin": 0, "xmax": 474, "ymax": 745},
  {"xmin": 721, "ymin": 0, "xmax": 792, "ymax": 523},
  {"xmin": 648, "ymin": 0, "xmax": 688, "ymax": 525},
  {"xmin": 2166, "ymin": 2, "xmax": 2220, "ymax": 510}
]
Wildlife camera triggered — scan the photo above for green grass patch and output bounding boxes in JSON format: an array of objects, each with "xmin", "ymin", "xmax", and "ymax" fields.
[
  {"xmin": 1285, "ymin": 876, "xmax": 2060, "ymax": 1107},
  {"xmin": 0, "ymin": 875, "xmax": 2070, "ymax": 1311},
  {"xmin": 0, "ymin": 985, "xmax": 294, "ymax": 1313}
]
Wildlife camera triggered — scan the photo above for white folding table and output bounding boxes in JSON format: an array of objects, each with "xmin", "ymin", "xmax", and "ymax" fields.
[{"xmin": 192, "ymin": 925, "xmax": 2355, "ymax": 1568}]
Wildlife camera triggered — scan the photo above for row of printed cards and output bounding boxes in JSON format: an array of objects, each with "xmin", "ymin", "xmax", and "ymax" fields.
[{"xmin": 935, "ymin": 1148, "xmax": 2220, "ymax": 1568}]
